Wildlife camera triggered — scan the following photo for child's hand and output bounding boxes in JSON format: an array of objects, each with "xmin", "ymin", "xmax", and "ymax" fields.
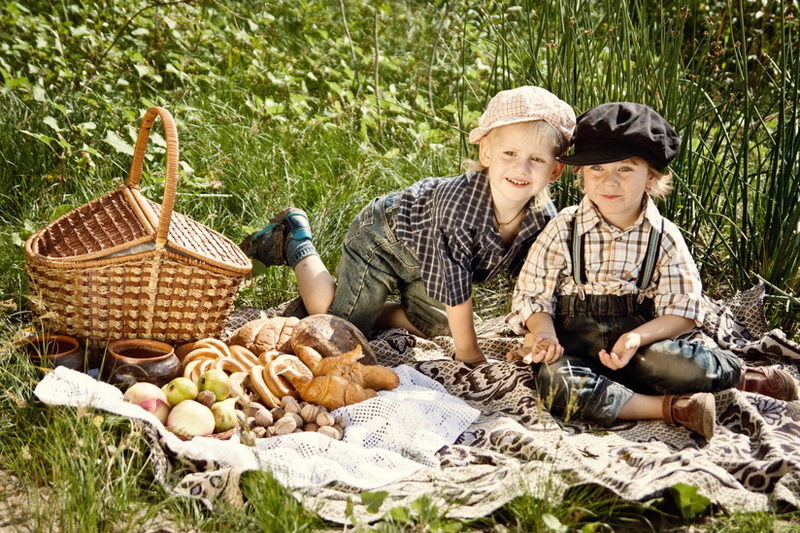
[
  {"xmin": 455, "ymin": 346, "xmax": 488, "ymax": 366},
  {"xmin": 507, "ymin": 332, "xmax": 562, "ymax": 364},
  {"xmin": 598, "ymin": 332, "xmax": 641, "ymax": 370},
  {"xmin": 528, "ymin": 333, "xmax": 563, "ymax": 364}
]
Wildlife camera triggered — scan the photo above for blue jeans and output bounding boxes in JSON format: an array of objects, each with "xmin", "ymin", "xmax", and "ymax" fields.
[
  {"xmin": 328, "ymin": 192, "xmax": 451, "ymax": 338},
  {"xmin": 536, "ymin": 294, "xmax": 743, "ymax": 426}
]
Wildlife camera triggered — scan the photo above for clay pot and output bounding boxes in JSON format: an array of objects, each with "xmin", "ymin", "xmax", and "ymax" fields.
[
  {"xmin": 22, "ymin": 334, "xmax": 85, "ymax": 371},
  {"xmin": 103, "ymin": 339, "xmax": 180, "ymax": 387}
]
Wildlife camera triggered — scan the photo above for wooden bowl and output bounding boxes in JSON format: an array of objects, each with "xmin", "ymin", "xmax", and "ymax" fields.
[{"xmin": 103, "ymin": 339, "xmax": 180, "ymax": 387}]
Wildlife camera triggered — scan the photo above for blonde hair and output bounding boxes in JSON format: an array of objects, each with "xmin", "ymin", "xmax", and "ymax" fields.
[
  {"xmin": 464, "ymin": 121, "xmax": 562, "ymax": 210},
  {"xmin": 571, "ymin": 157, "xmax": 674, "ymax": 200}
]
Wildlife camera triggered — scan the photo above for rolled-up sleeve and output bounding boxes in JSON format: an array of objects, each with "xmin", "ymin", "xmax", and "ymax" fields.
[{"xmin": 508, "ymin": 218, "xmax": 566, "ymax": 333}]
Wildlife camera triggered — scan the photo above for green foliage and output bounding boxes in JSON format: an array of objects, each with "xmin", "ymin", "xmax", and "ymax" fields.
[
  {"xmin": 237, "ymin": 470, "xmax": 322, "ymax": 532},
  {"xmin": 1, "ymin": 0, "xmax": 799, "ymax": 530},
  {"xmin": 500, "ymin": 483, "xmax": 676, "ymax": 532},
  {"xmin": 0, "ymin": 353, "xmax": 170, "ymax": 530},
  {"xmin": 667, "ymin": 482, "xmax": 712, "ymax": 520},
  {"xmin": 541, "ymin": 513, "xmax": 568, "ymax": 532},
  {"xmin": 371, "ymin": 494, "xmax": 463, "ymax": 533},
  {"xmin": 444, "ymin": 0, "xmax": 800, "ymax": 330}
]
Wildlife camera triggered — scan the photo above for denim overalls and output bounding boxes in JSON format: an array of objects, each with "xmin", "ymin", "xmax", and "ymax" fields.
[
  {"xmin": 328, "ymin": 192, "xmax": 451, "ymax": 338},
  {"xmin": 536, "ymin": 216, "xmax": 743, "ymax": 426}
]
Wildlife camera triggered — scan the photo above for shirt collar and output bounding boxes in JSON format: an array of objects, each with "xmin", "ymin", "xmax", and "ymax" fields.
[
  {"xmin": 641, "ymin": 195, "xmax": 663, "ymax": 228},
  {"xmin": 576, "ymin": 194, "xmax": 662, "ymax": 236}
]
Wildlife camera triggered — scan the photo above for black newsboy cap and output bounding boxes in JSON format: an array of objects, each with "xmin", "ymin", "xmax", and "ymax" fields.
[{"xmin": 557, "ymin": 102, "xmax": 680, "ymax": 172}]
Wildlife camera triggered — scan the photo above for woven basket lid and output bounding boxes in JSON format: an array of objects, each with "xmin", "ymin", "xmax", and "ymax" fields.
[{"xmin": 24, "ymin": 106, "xmax": 251, "ymax": 276}]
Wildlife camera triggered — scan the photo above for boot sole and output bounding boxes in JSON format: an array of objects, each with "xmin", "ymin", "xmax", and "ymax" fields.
[{"xmin": 694, "ymin": 393, "xmax": 716, "ymax": 438}]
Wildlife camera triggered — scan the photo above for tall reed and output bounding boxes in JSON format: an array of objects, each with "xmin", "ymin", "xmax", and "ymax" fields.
[{"xmin": 453, "ymin": 0, "xmax": 800, "ymax": 331}]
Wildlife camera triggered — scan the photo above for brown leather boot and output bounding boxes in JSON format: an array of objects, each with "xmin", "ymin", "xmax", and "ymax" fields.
[
  {"xmin": 663, "ymin": 393, "xmax": 716, "ymax": 438},
  {"xmin": 736, "ymin": 366, "xmax": 799, "ymax": 401}
]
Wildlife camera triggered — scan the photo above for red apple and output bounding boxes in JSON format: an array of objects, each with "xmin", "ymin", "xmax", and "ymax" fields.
[
  {"xmin": 123, "ymin": 382, "xmax": 168, "ymax": 406},
  {"xmin": 139, "ymin": 397, "xmax": 171, "ymax": 424}
]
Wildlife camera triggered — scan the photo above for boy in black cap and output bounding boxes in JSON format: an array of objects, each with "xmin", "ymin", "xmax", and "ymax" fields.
[{"xmin": 508, "ymin": 102, "xmax": 797, "ymax": 438}]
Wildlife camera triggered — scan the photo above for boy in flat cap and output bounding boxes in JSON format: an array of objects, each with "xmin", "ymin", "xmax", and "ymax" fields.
[
  {"xmin": 508, "ymin": 102, "xmax": 797, "ymax": 438},
  {"xmin": 241, "ymin": 86, "xmax": 576, "ymax": 365}
]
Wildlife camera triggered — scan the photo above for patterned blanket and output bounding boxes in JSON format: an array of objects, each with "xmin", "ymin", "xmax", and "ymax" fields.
[{"xmin": 34, "ymin": 284, "xmax": 800, "ymax": 524}]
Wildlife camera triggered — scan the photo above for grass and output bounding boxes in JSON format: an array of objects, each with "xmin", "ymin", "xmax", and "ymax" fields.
[{"xmin": 1, "ymin": 0, "xmax": 799, "ymax": 530}]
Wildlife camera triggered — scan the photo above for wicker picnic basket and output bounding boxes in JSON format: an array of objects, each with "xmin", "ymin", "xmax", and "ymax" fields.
[{"xmin": 24, "ymin": 106, "xmax": 252, "ymax": 349}]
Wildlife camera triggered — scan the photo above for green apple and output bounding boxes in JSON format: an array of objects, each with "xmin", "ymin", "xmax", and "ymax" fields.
[
  {"xmin": 163, "ymin": 377, "xmax": 199, "ymax": 407},
  {"xmin": 197, "ymin": 369, "xmax": 231, "ymax": 401}
]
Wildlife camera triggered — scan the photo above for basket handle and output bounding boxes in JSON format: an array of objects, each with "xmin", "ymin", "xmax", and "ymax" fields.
[{"xmin": 126, "ymin": 106, "xmax": 179, "ymax": 247}]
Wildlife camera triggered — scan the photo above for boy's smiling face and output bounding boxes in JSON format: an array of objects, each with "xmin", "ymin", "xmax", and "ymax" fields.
[
  {"xmin": 479, "ymin": 122, "xmax": 565, "ymax": 208},
  {"xmin": 582, "ymin": 157, "xmax": 657, "ymax": 229}
]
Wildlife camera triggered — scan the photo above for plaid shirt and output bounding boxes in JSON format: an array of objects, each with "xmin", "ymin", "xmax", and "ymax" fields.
[
  {"xmin": 394, "ymin": 172, "xmax": 557, "ymax": 307},
  {"xmin": 508, "ymin": 196, "xmax": 705, "ymax": 333}
]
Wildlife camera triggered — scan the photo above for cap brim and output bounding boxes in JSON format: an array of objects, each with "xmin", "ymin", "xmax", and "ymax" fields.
[
  {"xmin": 557, "ymin": 148, "xmax": 634, "ymax": 166},
  {"xmin": 469, "ymin": 117, "xmax": 560, "ymax": 145},
  {"xmin": 557, "ymin": 148, "xmax": 666, "ymax": 171}
]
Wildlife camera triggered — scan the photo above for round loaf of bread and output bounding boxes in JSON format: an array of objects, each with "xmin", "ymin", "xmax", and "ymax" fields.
[{"xmin": 290, "ymin": 314, "xmax": 376, "ymax": 365}]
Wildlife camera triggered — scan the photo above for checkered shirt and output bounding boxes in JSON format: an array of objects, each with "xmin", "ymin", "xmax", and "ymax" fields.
[
  {"xmin": 394, "ymin": 172, "xmax": 557, "ymax": 307},
  {"xmin": 508, "ymin": 195, "xmax": 705, "ymax": 333}
]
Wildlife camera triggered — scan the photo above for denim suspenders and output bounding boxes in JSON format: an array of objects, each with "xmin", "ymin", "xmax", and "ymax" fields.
[{"xmin": 569, "ymin": 215, "xmax": 664, "ymax": 302}]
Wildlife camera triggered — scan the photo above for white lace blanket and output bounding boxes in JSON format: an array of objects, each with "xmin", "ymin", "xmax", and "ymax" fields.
[
  {"xmin": 34, "ymin": 284, "xmax": 800, "ymax": 524},
  {"xmin": 35, "ymin": 365, "xmax": 478, "ymax": 491}
]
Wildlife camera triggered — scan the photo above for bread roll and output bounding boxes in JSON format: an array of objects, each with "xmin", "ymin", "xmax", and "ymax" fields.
[
  {"xmin": 360, "ymin": 365, "xmax": 400, "ymax": 391},
  {"xmin": 295, "ymin": 345, "xmax": 323, "ymax": 369},
  {"xmin": 311, "ymin": 346, "xmax": 399, "ymax": 392},
  {"xmin": 290, "ymin": 374, "xmax": 373, "ymax": 411},
  {"xmin": 311, "ymin": 345, "xmax": 361, "ymax": 376},
  {"xmin": 263, "ymin": 354, "xmax": 312, "ymax": 399}
]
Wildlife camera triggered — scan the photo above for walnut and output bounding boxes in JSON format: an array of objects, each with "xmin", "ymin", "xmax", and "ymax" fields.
[{"xmin": 195, "ymin": 390, "xmax": 216, "ymax": 408}]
